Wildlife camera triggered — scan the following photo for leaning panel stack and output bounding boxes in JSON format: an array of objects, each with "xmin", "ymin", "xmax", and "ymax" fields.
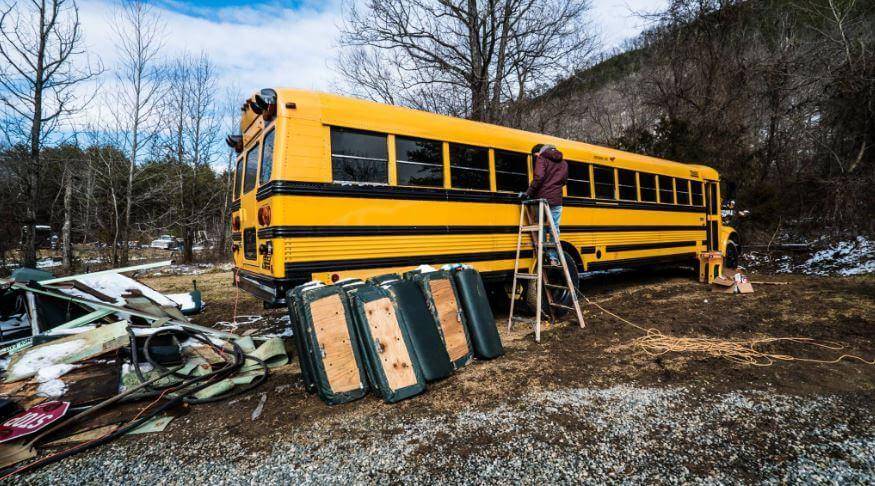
[{"xmin": 286, "ymin": 284, "xmax": 369, "ymax": 405}]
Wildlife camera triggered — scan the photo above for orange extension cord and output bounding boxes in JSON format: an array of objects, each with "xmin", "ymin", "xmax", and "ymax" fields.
[{"xmin": 578, "ymin": 289, "xmax": 875, "ymax": 367}]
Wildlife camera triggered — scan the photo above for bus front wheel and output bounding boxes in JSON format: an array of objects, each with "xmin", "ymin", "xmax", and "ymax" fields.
[
  {"xmin": 725, "ymin": 239, "xmax": 740, "ymax": 269},
  {"xmin": 523, "ymin": 249, "xmax": 581, "ymax": 317}
]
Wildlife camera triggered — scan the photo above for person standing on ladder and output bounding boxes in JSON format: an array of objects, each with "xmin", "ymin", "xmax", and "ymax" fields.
[{"xmin": 519, "ymin": 144, "xmax": 568, "ymax": 266}]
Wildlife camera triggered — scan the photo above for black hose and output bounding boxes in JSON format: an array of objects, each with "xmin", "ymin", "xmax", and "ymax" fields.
[{"xmin": 127, "ymin": 325, "xmax": 270, "ymax": 404}]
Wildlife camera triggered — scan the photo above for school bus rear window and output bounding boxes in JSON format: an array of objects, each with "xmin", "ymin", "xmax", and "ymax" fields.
[
  {"xmin": 233, "ymin": 156, "xmax": 243, "ymax": 199},
  {"xmin": 259, "ymin": 129, "xmax": 275, "ymax": 186},
  {"xmin": 243, "ymin": 143, "xmax": 259, "ymax": 194}
]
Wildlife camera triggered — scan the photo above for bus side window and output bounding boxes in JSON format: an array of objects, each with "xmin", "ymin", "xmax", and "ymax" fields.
[
  {"xmin": 592, "ymin": 165, "xmax": 615, "ymax": 200},
  {"xmin": 330, "ymin": 127, "xmax": 388, "ymax": 184},
  {"xmin": 396, "ymin": 136, "xmax": 443, "ymax": 188},
  {"xmin": 233, "ymin": 156, "xmax": 243, "ymax": 200},
  {"xmin": 675, "ymin": 178, "xmax": 691, "ymax": 205},
  {"xmin": 566, "ymin": 161, "xmax": 591, "ymax": 197},
  {"xmin": 691, "ymin": 180, "xmax": 704, "ymax": 206},
  {"xmin": 639, "ymin": 173, "xmax": 657, "ymax": 202},
  {"xmin": 617, "ymin": 169, "xmax": 637, "ymax": 201},
  {"xmin": 494, "ymin": 150, "xmax": 528, "ymax": 192},
  {"xmin": 243, "ymin": 142, "xmax": 260, "ymax": 194},
  {"xmin": 449, "ymin": 143, "xmax": 490, "ymax": 190},
  {"xmin": 658, "ymin": 175, "xmax": 675, "ymax": 204},
  {"xmin": 259, "ymin": 129, "xmax": 275, "ymax": 186}
]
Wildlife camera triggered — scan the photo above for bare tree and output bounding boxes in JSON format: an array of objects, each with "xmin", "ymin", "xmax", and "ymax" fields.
[
  {"xmin": 159, "ymin": 53, "xmax": 223, "ymax": 263},
  {"xmin": 0, "ymin": 0, "xmax": 100, "ymax": 267},
  {"xmin": 337, "ymin": 0, "xmax": 599, "ymax": 122},
  {"xmin": 110, "ymin": 0, "xmax": 164, "ymax": 264},
  {"xmin": 218, "ymin": 84, "xmax": 243, "ymax": 259}
]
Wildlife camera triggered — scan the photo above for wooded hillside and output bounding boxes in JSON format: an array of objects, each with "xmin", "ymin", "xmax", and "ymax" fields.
[{"xmin": 521, "ymin": 0, "xmax": 874, "ymax": 239}]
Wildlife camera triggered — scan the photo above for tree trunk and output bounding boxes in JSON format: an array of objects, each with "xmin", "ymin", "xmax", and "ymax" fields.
[
  {"xmin": 62, "ymin": 165, "xmax": 73, "ymax": 271},
  {"xmin": 183, "ymin": 230, "xmax": 194, "ymax": 263},
  {"xmin": 218, "ymin": 150, "xmax": 233, "ymax": 259},
  {"xmin": 121, "ymin": 83, "xmax": 142, "ymax": 265},
  {"xmin": 110, "ymin": 186, "xmax": 120, "ymax": 266}
]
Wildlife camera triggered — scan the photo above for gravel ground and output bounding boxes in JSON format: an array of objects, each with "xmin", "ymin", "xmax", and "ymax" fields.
[{"xmin": 19, "ymin": 385, "xmax": 874, "ymax": 484}]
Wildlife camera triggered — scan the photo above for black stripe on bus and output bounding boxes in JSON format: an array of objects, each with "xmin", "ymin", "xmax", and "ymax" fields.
[
  {"xmin": 231, "ymin": 200, "xmax": 241, "ymax": 211},
  {"xmin": 231, "ymin": 232, "xmax": 241, "ymax": 241},
  {"xmin": 606, "ymin": 241, "xmax": 699, "ymax": 252},
  {"xmin": 284, "ymin": 250, "xmax": 534, "ymax": 274},
  {"xmin": 257, "ymin": 224, "xmax": 706, "ymax": 239},
  {"xmin": 255, "ymin": 181, "xmax": 706, "ymax": 213},
  {"xmin": 580, "ymin": 246, "xmax": 597, "ymax": 254},
  {"xmin": 587, "ymin": 253, "xmax": 697, "ymax": 271}
]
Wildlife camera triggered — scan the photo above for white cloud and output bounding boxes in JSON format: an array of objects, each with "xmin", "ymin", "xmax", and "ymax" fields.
[
  {"xmin": 65, "ymin": 0, "xmax": 663, "ymax": 142},
  {"xmin": 590, "ymin": 0, "xmax": 668, "ymax": 50},
  {"xmin": 78, "ymin": 0, "xmax": 342, "ymax": 96}
]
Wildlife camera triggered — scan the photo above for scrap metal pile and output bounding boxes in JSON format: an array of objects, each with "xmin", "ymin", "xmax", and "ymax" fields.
[
  {"xmin": 288, "ymin": 266, "xmax": 505, "ymax": 405},
  {"xmin": 0, "ymin": 261, "xmax": 288, "ymax": 474}
]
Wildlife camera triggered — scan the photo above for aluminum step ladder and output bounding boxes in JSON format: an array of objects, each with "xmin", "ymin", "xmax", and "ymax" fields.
[{"xmin": 506, "ymin": 198, "xmax": 585, "ymax": 342}]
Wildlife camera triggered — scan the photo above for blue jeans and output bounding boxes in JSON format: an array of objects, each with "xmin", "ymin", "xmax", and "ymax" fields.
[{"xmin": 543, "ymin": 206, "xmax": 562, "ymax": 260}]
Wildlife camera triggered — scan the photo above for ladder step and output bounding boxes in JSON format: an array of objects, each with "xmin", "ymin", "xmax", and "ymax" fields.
[
  {"xmin": 521, "ymin": 225, "xmax": 540, "ymax": 232},
  {"xmin": 514, "ymin": 273, "xmax": 539, "ymax": 280},
  {"xmin": 544, "ymin": 283, "xmax": 570, "ymax": 290},
  {"xmin": 540, "ymin": 242, "xmax": 559, "ymax": 248},
  {"xmin": 550, "ymin": 303, "xmax": 575, "ymax": 311}
]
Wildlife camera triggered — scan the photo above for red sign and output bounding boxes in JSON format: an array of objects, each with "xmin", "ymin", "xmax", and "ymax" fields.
[{"xmin": 0, "ymin": 401, "xmax": 70, "ymax": 443}]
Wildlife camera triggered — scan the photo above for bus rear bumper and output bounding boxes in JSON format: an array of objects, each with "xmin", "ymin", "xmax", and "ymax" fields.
[{"xmin": 234, "ymin": 269, "xmax": 307, "ymax": 305}]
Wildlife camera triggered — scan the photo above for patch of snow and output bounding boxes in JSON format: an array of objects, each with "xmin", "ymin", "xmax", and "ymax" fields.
[
  {"xmin": 66, "ymin": 273, "xmax": 176, "ymax": 307},
  {"xmin": 37, "ymin": 379, "xmax": 67, "ymax": 398},
  {"xmin": 215, "ymin": 315, "xmax": 262, "ymax": 329},
  {"xmin": 797, "ymin": 236, "xmax": 875, "ymax": 276},
  {"xmin": 6, "ymin": 339, "xmax": 87, "ymax": 381},
  {"xmin": 36, "ymin": 258, "xmax": 62, "ymax": 269},
  {"xmin": 166, "ymin": 293, "xmax": 199, "ymax": 312},
  {"xmin": 129, "ymin": 325, "xmax": 183, "ymax": 337},
  {"xmin": 46, "ymin": 325, "xmax": 96, "ymax": 336},
  {"xmin": 36, "ymin": 363, "xmax": 79, "ymax": 382},
  {"xmin": 144, "ymin": 262, "xmax": 233, "ymax": 277}
]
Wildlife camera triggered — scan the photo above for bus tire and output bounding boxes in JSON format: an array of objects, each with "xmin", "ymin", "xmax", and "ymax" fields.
[
  {"xmin": 725, "ymin": 238, "xmax": 740, "ymax": 269},
  {"xmin": 523, "ymin": 249, "xmax": 580, "ymax": 317}
]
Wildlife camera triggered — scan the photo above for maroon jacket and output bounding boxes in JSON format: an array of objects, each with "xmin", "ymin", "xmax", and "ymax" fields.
[{"xmin": 525, "ymin": 148, "xmax": 567, "ymax": 206}]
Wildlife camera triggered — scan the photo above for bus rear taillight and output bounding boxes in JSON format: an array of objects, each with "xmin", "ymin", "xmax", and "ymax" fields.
[
  {"xmin": 232, "ymin": 215, "xmax": 241, "ymax": 231},
  {"xmin": 257, "ymin": 206, "xmax": 271, "ymax": 226}
]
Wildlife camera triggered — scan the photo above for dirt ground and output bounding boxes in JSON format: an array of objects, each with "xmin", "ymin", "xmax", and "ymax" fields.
[
  {"xmin": 15, "ymin": 266, "xmax": 874, "ymax": 482},
  {"xmin": 132, "ymin": 267, "xmax": 875, "ymax": 448}
]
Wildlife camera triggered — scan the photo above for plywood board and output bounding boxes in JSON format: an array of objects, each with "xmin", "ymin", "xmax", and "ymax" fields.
[
  {"xmin": 309, "ymin": 294, "xmax": 361, "ymax": 393},
  {"xmin": 427, "ymin": 279, "xmax": 469, "ymax": 362},
  {"xmin": 363, "ymin": 298, "xmax": 417, "ymax": 391}
]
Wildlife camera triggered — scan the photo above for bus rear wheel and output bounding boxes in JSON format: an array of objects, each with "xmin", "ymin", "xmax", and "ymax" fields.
[{"xmin": 523, "ymin": 249, "xmax": 580, "ymax": 317}]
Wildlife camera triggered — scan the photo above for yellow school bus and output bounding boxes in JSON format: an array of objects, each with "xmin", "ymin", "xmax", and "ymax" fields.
[{"xmin": 228, "ymin": 88, "xmax": 740, "ymax": 304}]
